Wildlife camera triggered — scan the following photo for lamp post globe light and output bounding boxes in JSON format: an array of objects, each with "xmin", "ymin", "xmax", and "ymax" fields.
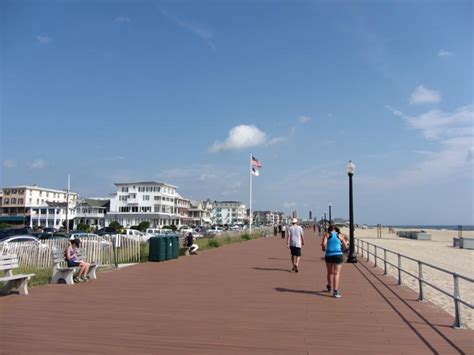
[{"xmin": 346, "ymin": 160, "xmax": 358, "ymax": 263}]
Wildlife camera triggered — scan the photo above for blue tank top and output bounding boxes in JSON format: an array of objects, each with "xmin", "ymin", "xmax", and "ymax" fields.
[{"xmin": 325, "ymin": 231, "xmax": 343, "ymax": 257}]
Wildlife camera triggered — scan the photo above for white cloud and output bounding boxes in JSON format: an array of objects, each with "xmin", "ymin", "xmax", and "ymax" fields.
[
  {"xmin": 36, "ymin": 36, "xmax": 52, "ymax": 44},
  {"xmin": 267, "ymin": 136, "xmax": 287, "ymax": 145},
  {"xmin": 410, "ymin": 85, "xmax": 441, "ymax": 104},
  {"xmin": 29, "ymin": 159, "xmax": 46, "ymax": 169},
  {"xmin": 382, "ymin": 104, "xmax": 474, "ymax": 185},
  {"xmin": 210, "ymin": 125, "xmax": 267, "ymax": 152},
  {"xmin": 114, "ymin": 16, "xmax": 131, "ymax": 23},
  {"xmin": 283, "ymin": 201, "xmax": 296, "ymax": 208},
  {"xmin": 298, "ymin": 115, "xmax": 312, "ymax": 124},
  {"xmin": 438, "ymin": 49, "xmax": 454, "ymax": 57},
  {"xmin": 3, "ymin": 160, "xmax": 16, "ymax": 168},
  {"xmin": 393, "ymin": 105, "xmax": 473, "ymax": 140},
  {"xmin": 161, "ymin": 10, "xmax": 216, "ymax": 51}
]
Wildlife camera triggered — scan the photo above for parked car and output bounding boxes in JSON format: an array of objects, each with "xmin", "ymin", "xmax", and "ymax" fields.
[
  {"xmin": 0, "ymin": 227, "xmax": 34, "ymax": 241},
  {"xmin": 0, "ymin": 235, "xmax": 41, "ymax": 245},
  {"xmin": 205, "ymin": 226, "xmax": 224, "ymax": 237}
]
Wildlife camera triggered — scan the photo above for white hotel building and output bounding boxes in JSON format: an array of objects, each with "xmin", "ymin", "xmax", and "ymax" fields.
[
  {"xmin": 0, "ymin": 185, "xmax": 79, "ymax": 229},
  {"xmin": 212, "ymin": 201, "xmax": 247, "ymax": 225},
  {"xmin": 107, "ymin": 181, "xmax": 192, "ymax": 228}
]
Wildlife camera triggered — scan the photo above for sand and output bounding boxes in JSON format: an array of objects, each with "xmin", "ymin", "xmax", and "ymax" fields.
[{"xmin": 340, "ymin": 227, "xmax": 474, "ymax": 329}]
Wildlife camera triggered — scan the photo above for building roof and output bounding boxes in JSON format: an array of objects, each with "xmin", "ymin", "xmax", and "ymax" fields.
[
  {"xmin": 45, "ymin": 202, "xmax": 68, "ymax": 208},
  {"xmin": 114, "ymin": 181, "xmax": 178, "ymax": 189},
  {"xmin": 83, "ymin": 199, "xmax": 110, "ymax": 208}
]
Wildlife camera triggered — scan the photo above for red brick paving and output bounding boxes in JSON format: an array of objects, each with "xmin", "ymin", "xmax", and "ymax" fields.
[{"xmin": 1, "ymin": 231, "xmax": 472, "ymax": 354}]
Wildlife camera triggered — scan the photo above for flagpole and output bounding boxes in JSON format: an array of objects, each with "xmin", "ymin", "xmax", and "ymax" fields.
[
  {"xmin": 249, "ymin": 154, "xmax": 252, "ymax": 235},
  {"xmin": 66, "ymin": 174, "xmax": 70, "ymax": 233}
]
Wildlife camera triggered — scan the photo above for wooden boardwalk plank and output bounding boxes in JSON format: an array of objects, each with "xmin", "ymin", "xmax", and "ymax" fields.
[{"xmin": 1, "ymin": 231, "xmax": 472, "ymax": 354}]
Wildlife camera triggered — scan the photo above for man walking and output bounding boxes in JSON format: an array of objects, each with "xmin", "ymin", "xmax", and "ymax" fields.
[{"xmin": 287, "ymin": 218, "xmax": 304, "ymax": 272}]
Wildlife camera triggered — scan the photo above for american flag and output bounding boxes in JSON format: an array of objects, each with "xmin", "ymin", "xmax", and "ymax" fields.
[{"xmin": 251, "ymin": 156, "xmax": 262, "ymax": 168}]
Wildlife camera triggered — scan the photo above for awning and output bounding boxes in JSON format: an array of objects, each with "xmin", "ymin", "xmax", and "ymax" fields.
[{"xmin": 0, "ymin": 216, "xmax": 26, "ymax": 222}]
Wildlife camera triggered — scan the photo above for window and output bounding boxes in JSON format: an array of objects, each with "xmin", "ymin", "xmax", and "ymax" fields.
[
  {"xmin": 11, "ymin": 198, "xmax": 16, "ymax": 204},
  {"xmin": 143, "ymin": 195, "xmax": 150, "ymax": 201},
  {"xmin": 131, "ymin": 206, "xmax": 138, "ymax": 212},
  {"xmin": 154, "ymin": 196, "xmax": 160, "ymax": 201},
  {"xmin": 39, "ymin": 191, "xmax": 43, "ymax": 196},
  {"xmin": 4, "ymin": 198, "xmax": 9, "ymax": 204}
]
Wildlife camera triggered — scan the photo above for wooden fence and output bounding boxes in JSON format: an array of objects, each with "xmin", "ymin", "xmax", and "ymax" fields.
[{"xmin": 0, "ymin": 235, "xmax": 141, "ymax": 268}]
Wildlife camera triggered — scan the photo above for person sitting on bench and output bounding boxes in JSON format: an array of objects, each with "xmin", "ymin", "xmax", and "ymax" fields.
[
  {"xmin": 185, "ymin": 232, "xmax": 199, "ymax": 255},
  {"xmin": 66, "ymin": 237, "xmax": 91, "ymax": 282}
]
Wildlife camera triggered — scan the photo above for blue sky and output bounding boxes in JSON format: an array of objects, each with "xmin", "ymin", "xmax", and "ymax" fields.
[{"xmin": 1, "ymin": 0, "xmax": 473, "ymax": 225}]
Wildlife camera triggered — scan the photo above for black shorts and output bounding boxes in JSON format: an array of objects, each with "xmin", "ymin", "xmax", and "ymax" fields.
[
  {"xmin": 67, "ymin": 260, "xmax": 81, "ymax": 267},
  {"xmin": 290, "ymin": 246, "xmax": 302, "ymax": 256},
  {"xmin": 325, "ymin": 255, "xmax": 344, "ymax": 264}
]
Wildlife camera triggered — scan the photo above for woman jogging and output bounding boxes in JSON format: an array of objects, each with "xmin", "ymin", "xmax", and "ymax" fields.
[{"xmin": 322, "ymin": 226, "xmax": 348, "ymax": 298}]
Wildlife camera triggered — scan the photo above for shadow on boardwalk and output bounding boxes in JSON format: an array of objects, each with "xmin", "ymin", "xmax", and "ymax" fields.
[{"xmin": 1, "ymin": 232, "xmax": 472, "ymax": 354}]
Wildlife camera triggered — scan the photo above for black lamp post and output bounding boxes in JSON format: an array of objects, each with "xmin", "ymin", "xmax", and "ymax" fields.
[
  {"xmin": 328, "ymin": 202, "xmax": 332, "ymax": 225},
  {"xmin": 346, "ymin": 160, "xmax": 357, "ymax": 263},
  {"xmin": 324, "ymin": 212, "xmax": 327, "ymax": 231}
]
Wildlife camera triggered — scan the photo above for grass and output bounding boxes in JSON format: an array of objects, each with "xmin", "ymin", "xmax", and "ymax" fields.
[{"xmin": 0, "ymin": 267, "xmax": 53, "ymax": 288}]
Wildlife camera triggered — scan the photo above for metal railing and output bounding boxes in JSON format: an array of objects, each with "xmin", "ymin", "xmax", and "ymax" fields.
[{"xmin": 356, "ymin": 238, "xmax": 473, "ymax": 328}]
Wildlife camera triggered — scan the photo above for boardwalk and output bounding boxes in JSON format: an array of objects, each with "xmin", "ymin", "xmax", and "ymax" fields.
[{"xmin": 1, "ymin": 231, "xmax": 472, "ymax": 354}]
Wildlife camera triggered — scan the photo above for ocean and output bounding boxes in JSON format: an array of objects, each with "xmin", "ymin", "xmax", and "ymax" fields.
[{"xmin": 382, "ymin": 225, "xmax": 474, "ymax": 231}]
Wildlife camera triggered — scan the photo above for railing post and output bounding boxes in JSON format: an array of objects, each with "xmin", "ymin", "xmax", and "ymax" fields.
[
  {"xmin": 397, "ymin": 254, "xmax": 402, "ymax": 285},
  {"xmin": 374, "ymin": 245, "xmax": 378, "ymax": 267},
  {"xmin": 367, "ymin": 243, "xmax": 370, "ymax": 262},
  {"xmin": 383, "ymin": 249, "xmax": 387, "ymax": 275},
  {"xmin": 452, "ymin": 273, "xmax": 463, "ymax": 328},
  {"xmin": 418, "ymin": 261, "xmax": 424, "ymax": 301}
]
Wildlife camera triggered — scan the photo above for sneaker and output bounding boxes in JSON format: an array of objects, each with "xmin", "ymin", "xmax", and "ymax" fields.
[
  {"xmin": 294, "ymin": 266, "xmax": 299, "ymax": 273},
  {"xmin": 333, "ymin": 290, "xmax": 341, "ymax": 298},
  {"xmin": 73, "ymin": 276, "xmax": 81, "ymax": 283},
  {"xmin": 292, "ymin": 265, "xmax": 296, "ymax": 271},
  {"xmin": 326, "ymin": 285, "xmax": 331, "ymax": 292}
]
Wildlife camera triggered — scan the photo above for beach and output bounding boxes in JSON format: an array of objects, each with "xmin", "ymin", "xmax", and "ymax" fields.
[{"xmin": 340, "ymin": 227, "xmax": 474, "ymax": 329}]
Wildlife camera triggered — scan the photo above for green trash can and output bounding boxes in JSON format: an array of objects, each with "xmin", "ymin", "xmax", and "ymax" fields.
[
  {"xmin": 148, "ymin": 236, "xmax": 166, "ymax": 262},
  {"xmin": 171, "ymin": 235, "xmax": 179, "ymax": 259},
  {"xmin": 163, "ymin": 235, "xmax": 173, "ymax": 260}
]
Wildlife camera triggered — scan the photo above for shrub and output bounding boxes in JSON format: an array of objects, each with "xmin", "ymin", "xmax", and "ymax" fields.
[
  {"xmin": 140, "ymin": 242, "xmax": 149, "ymax": 263},
  {"xmin": 241, "ymin": 233, "xmax": 251, "ymax": 240},
  {"xmin": 207, "ymin": 239, "xmax": 220, "ymax": 248}
]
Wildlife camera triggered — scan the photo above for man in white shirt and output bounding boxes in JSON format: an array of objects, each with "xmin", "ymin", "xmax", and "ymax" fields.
[{"xmin": 286, "ymin": 218, "xmax": 305, "ymax": 272}]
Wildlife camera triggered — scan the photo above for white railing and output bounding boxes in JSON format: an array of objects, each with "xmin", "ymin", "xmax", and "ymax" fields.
[{"xmin": 356, "ymin": 238, "xmax": 473, "ymax": 328}]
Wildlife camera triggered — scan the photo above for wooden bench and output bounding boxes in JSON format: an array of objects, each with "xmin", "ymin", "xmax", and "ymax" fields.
[
  {"xmin": 0, "ymin": 254, "xmax": 35, "ymax": 295},
  {"xmin": 50, "ymin": 248, "xmax": 98, "ymax": 285}
]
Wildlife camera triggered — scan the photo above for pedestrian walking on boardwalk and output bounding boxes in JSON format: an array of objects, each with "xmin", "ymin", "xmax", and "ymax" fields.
[
  {"xmin": 322, "ymin": 226, "xmax": 348, "ymax": 298},
  {"xmin": 281, "ymin": 224, "xmax": 286, "ymax": 239},
  {"xmin": 286, "ymin": 218, "xmax": 304, "ymax": 272}
]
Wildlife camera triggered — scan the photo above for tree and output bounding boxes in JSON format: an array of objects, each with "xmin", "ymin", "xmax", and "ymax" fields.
[
  {"xmin": 76, "ymin": 223, "xmax": 92, "ymax": 233},
  {"xmin": 109, "ymin": 221, "xmax": 122, "ymax": 230},
  {"xmin": 137, "ymin": 221, "xmax": 150, "ymax": 232}
]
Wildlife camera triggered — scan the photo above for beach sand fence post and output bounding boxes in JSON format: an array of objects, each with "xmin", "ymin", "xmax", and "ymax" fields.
[
  {"xmin": 452, "ymin": 273, "xmax": 463, "ymax": 328},
  {"xmin": 397, "ymin": 253, "xmax": 402, "ymax": 285},
  {"xmin": 418, "ymin": 260, "xmax": 424, "ymax": 301}
]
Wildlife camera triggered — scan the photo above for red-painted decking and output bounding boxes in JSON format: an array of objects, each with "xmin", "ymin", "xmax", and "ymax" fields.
[{"xmin": 1, "ymin": 231, "xmax": 472, "ymax": 354}]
